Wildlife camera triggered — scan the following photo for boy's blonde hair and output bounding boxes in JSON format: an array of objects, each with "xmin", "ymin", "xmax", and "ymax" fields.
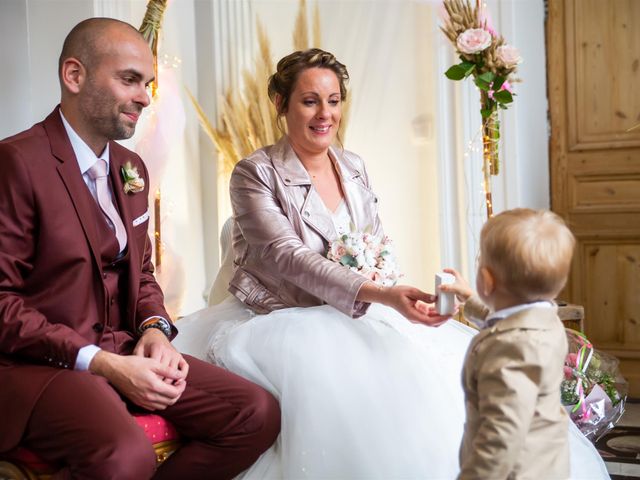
[{"xmin": 480, "ymin": 208, "xmax": 576, "ymax": 301}]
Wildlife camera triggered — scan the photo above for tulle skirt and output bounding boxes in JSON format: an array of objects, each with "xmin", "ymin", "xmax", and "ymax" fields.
[{"xmin": 173, "ymin": 298, "xmax": 609, "ymax": 479}]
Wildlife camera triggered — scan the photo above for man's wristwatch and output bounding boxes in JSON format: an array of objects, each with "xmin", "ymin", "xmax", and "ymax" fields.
[{"xmin": 139, "ymin": 317, "xmax": 172, "ymax": 339}]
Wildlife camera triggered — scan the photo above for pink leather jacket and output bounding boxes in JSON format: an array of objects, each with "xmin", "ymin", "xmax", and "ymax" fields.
[{"xmin": 228, "ymin": 136, "xmax": 383, "ymax": 318}]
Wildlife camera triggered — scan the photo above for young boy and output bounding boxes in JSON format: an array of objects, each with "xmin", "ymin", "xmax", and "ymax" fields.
[{"xmin": 441, "ymin": 208, "xmax": 575, "ymax": 479}]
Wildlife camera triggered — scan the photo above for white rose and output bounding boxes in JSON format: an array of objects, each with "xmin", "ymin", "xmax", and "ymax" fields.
[
  {"xmin": 496, "ymin": 44, "xmax": 522, "ymax": 66},
  {"xmin": 124, "ymin": 177, "xmax": 145, "ymax": 194},
  {"xmin": 456, "ymin": 28, "xmax": 492, "ymax": 54},
  {"xmin": 364, "ymin": 250, "xmax": 377, "ymax": 268}
]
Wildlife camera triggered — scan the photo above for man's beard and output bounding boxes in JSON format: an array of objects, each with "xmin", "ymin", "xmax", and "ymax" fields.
[{"xmin": 81, "ymin": 86, "xmax": 139, "ymax": 141}]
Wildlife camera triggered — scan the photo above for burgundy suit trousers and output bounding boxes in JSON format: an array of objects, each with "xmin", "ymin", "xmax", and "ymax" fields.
[{"xmin": 23, "ymin": 355, "xmax": 280, "ymax": 480}]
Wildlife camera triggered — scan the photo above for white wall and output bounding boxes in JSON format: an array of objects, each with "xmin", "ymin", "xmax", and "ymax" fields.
[{"xmin": 0, "ymin": 0, "xmax": 93, "ymax": 138}]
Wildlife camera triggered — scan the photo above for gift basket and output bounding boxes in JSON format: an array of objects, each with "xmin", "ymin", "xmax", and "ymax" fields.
[{"xmin": 561, "ymin": 329, "xmax": 627, "ymax": 441}]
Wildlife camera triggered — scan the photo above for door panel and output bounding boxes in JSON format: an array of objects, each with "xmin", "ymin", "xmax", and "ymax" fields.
[
  {"xmin": 547, "ymin": 0, "xmax": 640, "ymax": 396},
  {"xmin": 565, "ymin": 0, "xmax": 640, "ymax": 151}
]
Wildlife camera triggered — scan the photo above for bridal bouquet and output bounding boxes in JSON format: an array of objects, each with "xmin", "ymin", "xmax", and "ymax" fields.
[
  {"xmin": 327, "ymin": 231, "xmax": 402, "ymax": 287},
  {"xmin": 561, "ymin": 329, "xmax": 627, "ymax": 441}
]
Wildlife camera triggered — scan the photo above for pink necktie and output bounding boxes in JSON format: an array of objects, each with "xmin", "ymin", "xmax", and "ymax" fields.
[{"xmin": 88, "ymin": 159, "xmax": 127, "ymax": 251}]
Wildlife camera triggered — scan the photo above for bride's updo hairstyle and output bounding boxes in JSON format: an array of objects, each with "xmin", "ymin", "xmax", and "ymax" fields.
[{"xmin": 268, "ymin": 48, "xmax": 349, "ymax": 137}]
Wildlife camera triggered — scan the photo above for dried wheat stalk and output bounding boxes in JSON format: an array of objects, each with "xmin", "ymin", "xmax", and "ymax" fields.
[{"xmin": 190, "ymin": 0, "xmax": 351, "ymax": 177}]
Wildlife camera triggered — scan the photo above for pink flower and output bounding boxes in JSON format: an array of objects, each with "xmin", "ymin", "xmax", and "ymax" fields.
[
  {"xmin": 488, "ymin": 80, "xmax": 513, "ymax": 100},
  {"xmin": 564, "ymin": 366, "xmax": 574, "ymax": 380},
  {"xmin": 566, "ymin": 353, "xmax": 579, "ymax": 367},
  {"xmin": 496, "ymin": 44, "xmax": 522, "ymax": 67},
  {"xmin": 456, "ymin": 28, "xmax": 492, "ymax": 54}
]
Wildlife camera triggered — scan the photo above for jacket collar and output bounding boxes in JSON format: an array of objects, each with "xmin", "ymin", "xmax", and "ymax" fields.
[
  {"xmin": 270, "ymin": 136, "xmax": 363, "ymax": 185},
  {"xmin": 45, "ymin": 106, "xmax": 103, "ymax": 276},
  {"xmin": 493, "ymin": 304, "xmax": 560, "ymax": 332},
  {"xmin": 270, "ymin": 136, "xmax": 373, "ymax": 242},
  {"xmin": 471, "ymin": 305, "xmax": 561, "ymax": 349}
]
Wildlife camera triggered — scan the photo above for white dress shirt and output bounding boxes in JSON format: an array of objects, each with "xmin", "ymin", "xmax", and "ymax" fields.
[{"xmin": 481, "ymin": 300, "xmax": 554, "ymax": 329}]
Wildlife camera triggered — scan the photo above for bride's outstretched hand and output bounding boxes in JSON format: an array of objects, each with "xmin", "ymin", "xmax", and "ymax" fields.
[
  {"xmin": 387, "ymin": 286, "xmax": 450, "ymax": 326},
  {"xmin": 359, "ymin": 282, "xmax": 450, "ymax": 326}
]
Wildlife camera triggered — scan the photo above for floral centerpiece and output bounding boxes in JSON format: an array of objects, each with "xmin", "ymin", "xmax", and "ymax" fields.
[
  {"xmin": 327, "ymin": 231, "xmax": 402, "ymax": 287},
  {"xmin": 440, "ymin": 0, "xmax": 521, "ymax": 216},
  {"xmin": 561, "ymin": 329, "xmax": 627, "ymax": 441}
]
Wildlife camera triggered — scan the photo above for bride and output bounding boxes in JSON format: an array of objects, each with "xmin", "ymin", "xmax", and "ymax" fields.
[{"xmin": 174, "ymin": 48, "xmax": 609, "ymax": 479}]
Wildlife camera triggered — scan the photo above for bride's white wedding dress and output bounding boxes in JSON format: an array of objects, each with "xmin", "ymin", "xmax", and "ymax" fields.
[
  {"xmin": 175, "ymin": 299, "xmax": 609, "ymax": 479},
  {"xmin": 174, "ymin": 206, "xmax": 609, "ymax": 479}
]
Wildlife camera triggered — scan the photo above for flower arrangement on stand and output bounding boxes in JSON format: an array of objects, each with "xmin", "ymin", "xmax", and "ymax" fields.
[
  {"xmin": 440, "ymin": 0, "xmax": 521, "ymax": 217},
  {"xmin": 561, "ymin": 329, "xmax": 627, "ymax": 441},
  {"xmin": 327, "ymin": 231, "xmax": 402, "ymax": 287}
]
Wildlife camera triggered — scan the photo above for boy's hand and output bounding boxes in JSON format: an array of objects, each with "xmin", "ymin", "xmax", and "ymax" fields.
[{"xmin": 440, "ymin": 268, "xmax": 474, "ymax": 302}]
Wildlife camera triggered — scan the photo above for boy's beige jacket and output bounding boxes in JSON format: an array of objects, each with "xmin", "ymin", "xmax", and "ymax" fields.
[
  {"xmin": 228, "ymin": 136, "xmax": 383, "ymax": 317},
  {"xmin": 459, "ymin": 297, "xmax": 570, "ymax": 479}
]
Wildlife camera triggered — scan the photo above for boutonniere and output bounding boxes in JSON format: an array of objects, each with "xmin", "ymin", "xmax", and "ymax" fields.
[{"xmin": 121, "ymin": 161, "xmax": 145, "ymax": 194}]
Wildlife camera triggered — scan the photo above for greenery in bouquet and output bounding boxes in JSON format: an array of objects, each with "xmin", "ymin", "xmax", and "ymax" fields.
[
  {"xmin": 561, "ymin": 329, "xmax": 627, "ymax": 440},
  {"xmin": 327, "ymin": 230, "xmax": 402, "ymax": 287}
]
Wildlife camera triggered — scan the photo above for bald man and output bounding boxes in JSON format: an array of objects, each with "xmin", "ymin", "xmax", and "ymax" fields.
[{"xmin": 0, "ymin": 18, "xmax": 279, "ymax": 479}]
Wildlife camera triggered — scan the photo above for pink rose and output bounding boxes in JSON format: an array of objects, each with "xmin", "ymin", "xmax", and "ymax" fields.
[
  {"xmin": 496, "ymin": 45, "xmax": 521, "ymax": 67},
  {"xmin": 488, "ymin": 80, "xmax": 513, "ymax": 100},
  {"xmin": 456, "ymin": 28, "xmax": 492, "ymax": 54},
  {"xmin": 564, "ymin": 366, "xmax": 574, "ymax": 380}
]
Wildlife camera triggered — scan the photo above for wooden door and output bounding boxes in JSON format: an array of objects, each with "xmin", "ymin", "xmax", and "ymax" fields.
[{"xmin": 547, "ymin": 0, "xmax": 640, "ymax": 396}]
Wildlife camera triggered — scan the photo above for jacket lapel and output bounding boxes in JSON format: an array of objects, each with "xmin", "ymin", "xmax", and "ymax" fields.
[
  {"xmin": 271, "ymin": 138, "xmax": 379, "ymax": 242},
  {"xmin": 330, "ymin": 146, "xmax": 378, "ymax": 234},
  {"xmin": 45, "ymin": 108, "xmax": 103, "ymax": 275},
  {"xmin": 301, "ymin": 188, "xmax": 337, "ymax": 242},
  {"xmin": 108, "ymin": 147, "xmax": 141, "ymax": 317},
  {"xmin": 272, "ymin": 138, "xmax": 337, "ymax": 242},
  {"xmin": 495, "ymin": 306, "xmax": 560, "ymax": 332}
]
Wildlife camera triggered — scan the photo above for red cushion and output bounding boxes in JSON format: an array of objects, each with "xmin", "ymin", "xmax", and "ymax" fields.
[
  {"xmin": 3, "ymin": 413, "xmax": 179, "ymax": 473},
  {"xmin": 132, "ymin": 413, "xmax": 179, "ymax": 443}
]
